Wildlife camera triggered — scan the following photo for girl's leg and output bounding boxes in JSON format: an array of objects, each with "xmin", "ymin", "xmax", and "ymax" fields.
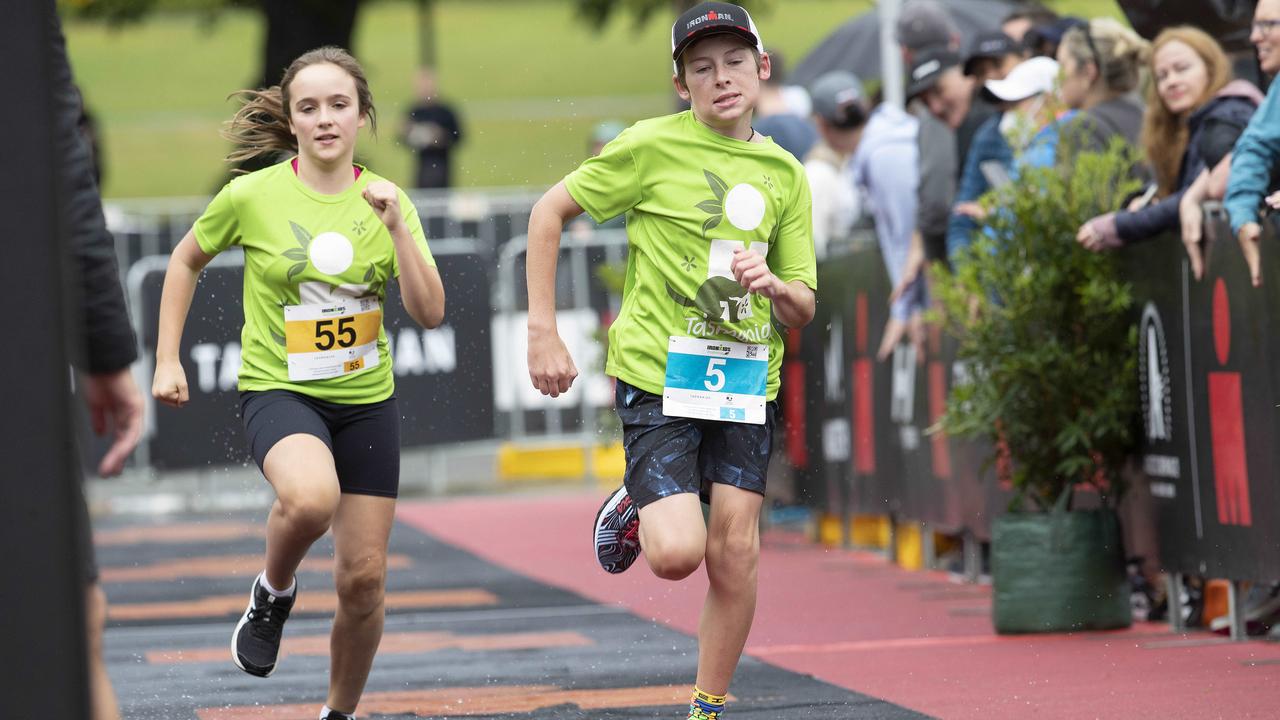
[
  {"xmin": 638, "ymin": 492, "xmax": 707, "ymax": 580},
  {"xmin": 325, "ymin": 493, "xmax": 396, "ymax": 713},
  {"xmin": 261, "ymin": 434, "xmax": 342, "ymax": 590},
  {"xmin": 695, "ymin": 483, "xmax": 763, "ymax": 696}
]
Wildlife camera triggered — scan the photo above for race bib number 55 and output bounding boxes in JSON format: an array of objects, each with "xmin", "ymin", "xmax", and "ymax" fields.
[{"xmin": 283, "ymin": 297, "xmax": 381, "ymax": 381}]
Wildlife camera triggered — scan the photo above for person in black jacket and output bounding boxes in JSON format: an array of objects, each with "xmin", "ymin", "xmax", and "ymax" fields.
[
  {"xmin": 1076, "ymin": 26, "xmax": 1262, "ymax": 270},
  {"xmin": 49, "ymin": 5, "xmax": 145, "ymax": 719},
  {"xmin": 401, "ymin": 67, "xmax": 463, "ymax": 189}
]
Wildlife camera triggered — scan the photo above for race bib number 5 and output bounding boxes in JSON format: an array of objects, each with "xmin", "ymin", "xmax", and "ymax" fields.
[
  {"xmin": 663, "ymin": 336, "xmax": 768, "ymax": 424},
  {"xmin": 283, "ymin": 297, "xmax": 381, "ymax": 381}
]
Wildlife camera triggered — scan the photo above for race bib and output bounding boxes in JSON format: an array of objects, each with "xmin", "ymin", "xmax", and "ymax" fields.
[
  {"xmin": 283, "ymin": 297, "xmax": 382, "ymax": 381},
  {"xmin": 663, "ymin": 336, "xmax": 768, "ymax": 424}
]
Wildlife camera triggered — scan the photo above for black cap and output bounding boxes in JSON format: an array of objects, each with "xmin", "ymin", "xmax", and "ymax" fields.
[
  {"xmin": 906, "ymin": 48, "xmax": 962, "ymax": 100},
  {"xmin": 963, "ymin": 30, "xmax": 1019, "ymax": 75},
  {"xmin": 671, "ymin": 2, "xmax": 764, "ymax": 66}
]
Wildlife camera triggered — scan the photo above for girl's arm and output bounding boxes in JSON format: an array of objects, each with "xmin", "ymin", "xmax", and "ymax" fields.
[
  {"xmin": 363, "ymin": 181, "xmax": 445, "ymax": 329},
  {"xmin": 152, "ymin": 231, "xmax": 215, "ymax": 407}
]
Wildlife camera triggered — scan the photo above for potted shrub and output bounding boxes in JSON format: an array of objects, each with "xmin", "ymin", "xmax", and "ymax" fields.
[{"xmin": 932, "ymin": 138, "xmax": 1141, "ymax": 633}]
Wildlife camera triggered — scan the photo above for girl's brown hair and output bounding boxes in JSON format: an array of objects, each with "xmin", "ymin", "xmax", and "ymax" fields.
[
  {"xmin": 1139, "ymin": 26, "xmax": 1232, "ymax": 196},
  {"xmin": 222, "ymin": 46, "xmax": 377, "ymax": 165}
]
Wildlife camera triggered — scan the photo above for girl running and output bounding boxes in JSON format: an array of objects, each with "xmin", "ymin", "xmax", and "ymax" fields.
[{"xmin": 151, "ymin": 46, "xmax": 444, "ymax": 720}]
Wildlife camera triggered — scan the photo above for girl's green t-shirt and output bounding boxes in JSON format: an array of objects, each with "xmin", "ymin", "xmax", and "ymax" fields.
[
  {"xmin": 564, "ymin": 111, "xmax": 816, "ymax": 401},
  {"xmin": 194, "ymin": 159, "xmax": 435, "ymax": 404}
]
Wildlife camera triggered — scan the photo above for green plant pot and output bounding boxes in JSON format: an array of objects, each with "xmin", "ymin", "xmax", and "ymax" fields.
[{"xmin": 991, "ymin": 507, "xmax": 1132, "ymax": 634}]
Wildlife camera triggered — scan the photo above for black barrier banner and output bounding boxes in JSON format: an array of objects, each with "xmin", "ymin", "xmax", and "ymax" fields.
[
  {"xmin": 844, "ymin": 248, "xmax": 903, "ymax": 515},
  {"xmin": 801, "ymin": 247, "xmax": 1012, "ymax": 539},
  {"xmin": 136, "ymin": 251, "xmax": 495, "ymax": 470},
  {"xmin": 1127, "ymin": 221, "xmax": 1280, "ymax": 582},
  {"xmin": 794, "ymin": 258, "xmax": 857, "ymax": 515}
]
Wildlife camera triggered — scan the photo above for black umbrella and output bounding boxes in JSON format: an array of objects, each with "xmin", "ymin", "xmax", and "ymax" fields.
[
  {"xmin": 1116, "ymin": 0, "xmax": 1255, "ymax": 52},
  {"xmin": 790, "ymin": 0, "xmax": 1020, "ymax": 88}
]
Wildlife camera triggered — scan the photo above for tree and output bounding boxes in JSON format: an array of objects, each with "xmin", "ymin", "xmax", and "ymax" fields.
[{"xmin": 59, "ymin": 0, "xmax": 361, "ymax": 88}]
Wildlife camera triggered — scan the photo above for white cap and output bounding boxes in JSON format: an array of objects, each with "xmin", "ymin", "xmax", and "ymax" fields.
[{"xmin": 983, "ymin": 56, "xmax": 1060, "ymax": 102}]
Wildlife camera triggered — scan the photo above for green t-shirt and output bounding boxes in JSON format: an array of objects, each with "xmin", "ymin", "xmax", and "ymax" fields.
[
  {"xmin": 194, "ymin": 159, "xmax": 435, "ymax": 404},
  {"xmin": 564, "ymin": 111, "xmax": 816, "ymax": 400}
]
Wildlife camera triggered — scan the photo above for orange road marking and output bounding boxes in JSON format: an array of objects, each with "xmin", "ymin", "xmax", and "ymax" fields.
[
  {"xmin": 749, "ymin": 635, "xmax": 1007, "ymax": 655},
  {"xmin": 99, "ymin": 554, "xmax": 411, "ymax": 583},
  {"xmin": 147, "ymin": 630, "xmax": 592, "ymax": 664},
  {"xmin": 95, "ymin": 523, "xmax": 264, "ymax": 546},
  {"xmin": 197, "ymin": 684, "xmax": 698, "ymax": 719},
  {"xmin": 109, "ymin": 588, "xmax": 497, "ymax": 621}
]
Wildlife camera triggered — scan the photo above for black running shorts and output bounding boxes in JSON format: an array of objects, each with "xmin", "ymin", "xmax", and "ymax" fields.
[
  {"xmin": 614, "ymin": 379, "xmax": 776, "ymax": 509},
  {"xmin": 240, "ymin": 390, "xmax": 400, "ymax": 498}
]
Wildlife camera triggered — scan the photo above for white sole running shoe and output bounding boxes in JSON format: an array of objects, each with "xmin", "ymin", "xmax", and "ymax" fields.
[{"xmin": 594, "ymin": 485, "xmax": 641, "ymax": 574}]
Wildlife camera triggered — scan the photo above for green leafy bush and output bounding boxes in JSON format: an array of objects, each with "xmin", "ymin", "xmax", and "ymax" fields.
[{"xmin": 932, "ymin": 137, "xmax": 1142, "ymax": 511}]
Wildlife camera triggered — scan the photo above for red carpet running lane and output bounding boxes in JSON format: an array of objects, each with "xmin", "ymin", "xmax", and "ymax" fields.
[{"xmin": 397, "ymin": 490, "xmax": 1280, "ymax": 720}]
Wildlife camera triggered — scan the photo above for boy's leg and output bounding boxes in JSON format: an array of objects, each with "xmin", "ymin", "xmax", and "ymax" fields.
[
  {"xmin": 638, "ymin": 493, "xmax": 707, "ymax": 580},
  {"xmin": 600, "ymin": 380, "xmax": 707, "ymax": 577},
  {"xmin": 691, "ymin": 401, "xmax": 775, "ymax": 701},
  {"xmin": 696, "ymin": 483, "xmax": 764, "ymax": 695}
]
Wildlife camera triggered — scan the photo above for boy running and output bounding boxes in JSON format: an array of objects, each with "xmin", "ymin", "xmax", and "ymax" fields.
[{"xmin": 525, "ymin": 4, "xmax": 816, "ymax": 717}]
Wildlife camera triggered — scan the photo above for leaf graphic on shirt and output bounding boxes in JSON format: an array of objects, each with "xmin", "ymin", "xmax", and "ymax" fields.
[
  {"xmin": 282, "ymin": 248, "xmax": 308, "ymax": 262},
  {"xmin": 696, "ymin": 199, "xmax": 722, "ymax": 215},
  {"xmin": 289, "ymin": 221, "xmax": 312, "ymax": 249},
  {"xmin": 702, "ymin": 215, "xmax": 722, "ymax": 235},
  {"xmin": 665, "ymin": 281, "xmax": 697, "ymax": 308},
  {"xmin": 363, "ymin": 264, "xmax": 375, "ymax": 283},
  {"xmin": 271, "ymin": 330, "xmax": 286, "ymax": 346},
  {"xmin": 287, "ymin": 261, "xmax": 307, "ymax": 282},
  {"xmin": 704, "ymin": 170, "xmax": 728, "ymax": 201}
]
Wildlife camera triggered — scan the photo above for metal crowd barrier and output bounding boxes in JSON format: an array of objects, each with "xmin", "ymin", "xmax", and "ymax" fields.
[
  {"xmin": 493, "ymin": 229, "xmax": 628, "ymax": 448},
  {"xmin": 105, "ymin": 186, "xmax": 543, "ymax": 276}
]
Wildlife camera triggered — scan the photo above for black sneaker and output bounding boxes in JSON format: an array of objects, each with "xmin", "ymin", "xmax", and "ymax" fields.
[
  {"xmin": 232, "ymin": 572, "xmax": 296, "ymax": 677},
  {"xmin": 593, "ymin": 485, "xmax": 640, "ymax": 574},
  {"xmin": 321, "ymin": 712, "xmax": 354, "ymax": 720}
]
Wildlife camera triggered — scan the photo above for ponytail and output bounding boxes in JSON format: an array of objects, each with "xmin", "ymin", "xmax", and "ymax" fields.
[{"xmin": 222, "ymin": 86, "xmax": 296, "ymax": 165}]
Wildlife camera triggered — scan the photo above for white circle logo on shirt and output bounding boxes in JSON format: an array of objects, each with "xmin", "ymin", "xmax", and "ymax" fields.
[
  {"xmin": 309, "ymin": 232, "xmax": 354, "ymax": 276},
  {"xmin": 724, "ymin": 183, "xmax": 765, "ymax": 231}
]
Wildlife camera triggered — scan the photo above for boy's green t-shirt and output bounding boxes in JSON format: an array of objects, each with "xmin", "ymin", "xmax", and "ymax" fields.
[
  {"xmin": 193, "ymin": 159, "xmax": 436, "ymax": 404},
  {"xmin": 564, "ymin": 111, "xmax": 816, "ymax": 401}
]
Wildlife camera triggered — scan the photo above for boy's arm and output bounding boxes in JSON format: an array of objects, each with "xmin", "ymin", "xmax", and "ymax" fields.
[
  {"xmin": 527, "ymin": 181, "xmax": 585, "ymax": 397},
  {"xmin": 729, "ymin": 248, "xmax": 815, "ymax": 327}
]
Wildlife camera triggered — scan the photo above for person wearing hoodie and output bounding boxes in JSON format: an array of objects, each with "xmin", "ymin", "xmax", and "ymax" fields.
[
  {"xmin": 1057, "ymin": 18, "xmax": 1150, "ymax": 153},
  {"xmin": 946, "ymin": 56, "xmax": 1059, "ymax": 260},
  {"xmin": 851, "ymin": 101, "xmax": 922, "ymax": 359},
  {"xmin": 1225, "ymin": 0, "xmax": 1280, "ymax": 287},
  {"xmin": 1077, "ymin": 27, "xmax": 1261, "ymax": 266},
  {"xmin": 804, "ymin": 71, "xmax": 868, "ymax": 261}
]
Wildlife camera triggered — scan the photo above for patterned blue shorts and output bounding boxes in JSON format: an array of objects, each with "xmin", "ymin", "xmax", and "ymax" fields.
[{"xmin": 614, "ymin": 378, "xmax": 776, "ymax": 509}]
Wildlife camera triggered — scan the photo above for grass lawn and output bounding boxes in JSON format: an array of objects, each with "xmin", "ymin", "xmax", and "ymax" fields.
[{"xmin": 65, "ymin": 0, "xmax": 1120, "ymax": 199}]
